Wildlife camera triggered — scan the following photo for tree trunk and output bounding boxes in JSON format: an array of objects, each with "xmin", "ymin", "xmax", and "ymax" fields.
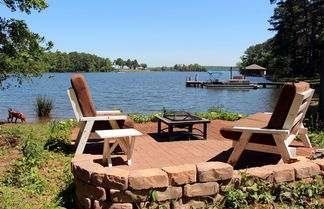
[{"xmin": 319, "ymin": 44, "xmax": 324, "ymax": 119}]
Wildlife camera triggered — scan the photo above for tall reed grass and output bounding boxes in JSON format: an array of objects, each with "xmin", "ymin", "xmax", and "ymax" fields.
[{"xmin": 35, "ymin": 95, "xmax": 54, "ymax": 117}]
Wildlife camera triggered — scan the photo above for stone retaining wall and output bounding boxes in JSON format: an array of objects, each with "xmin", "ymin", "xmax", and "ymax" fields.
[{"xmin": 72, "ymin": 155, "xmax": 324, "ymax": 209}]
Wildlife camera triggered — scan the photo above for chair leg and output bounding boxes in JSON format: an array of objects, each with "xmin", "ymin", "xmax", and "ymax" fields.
[
  {"xmin": 127, "ymin": 136, "xmax": 136, "ymax": 166},
  {"xmin": 75, "ymin": 121, "xmax": 94, "ymax": 155},
  {"xmin": 299, "ymin": 127, "xmax": 312, "ymax": 148},
  {"xmin": 227, "ymin": 132, "xmax": 252, "ymax": 166},
  {"xmin": 75, "ymin": 121, "xmax": 86, "ymax": 147},
  {"xmin": 102, "ymin": 138, "xmax": 109, "ymax": 164},
  {"xmin": 273, "ymin": 134, "xmax": 295, "ymax": 163}
]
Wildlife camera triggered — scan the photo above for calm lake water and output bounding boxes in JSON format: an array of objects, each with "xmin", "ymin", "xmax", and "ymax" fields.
[{"xmin": 0, "ymin": 71, "xmax": 280, "ymax": 122}]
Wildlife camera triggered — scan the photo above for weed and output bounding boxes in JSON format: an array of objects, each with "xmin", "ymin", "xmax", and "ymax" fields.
[
  {"xmin": 304, "ymin": 112, "xmax": 324, "ymax": 133},
  {"xmin": 218, "ymin": 174, "xmax": 324, "ymax": 209},
  {"xmin": 35, "ymin": 95, "xmax": 54, "ymax": 117},
  {"xmin": 45, "ymin": 119, "xmax": 77, "ymax": 152}
]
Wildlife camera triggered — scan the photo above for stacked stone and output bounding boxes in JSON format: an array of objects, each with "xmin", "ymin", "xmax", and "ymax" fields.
[{"xmin": 71, "ymin": 154, "xmax": 324, "ymax": 209}]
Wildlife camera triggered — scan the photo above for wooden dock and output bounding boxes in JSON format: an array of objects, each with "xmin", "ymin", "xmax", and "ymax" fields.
[{"xmin": 186, "ymin": 80, "xmax": 285, "ymax": 88}]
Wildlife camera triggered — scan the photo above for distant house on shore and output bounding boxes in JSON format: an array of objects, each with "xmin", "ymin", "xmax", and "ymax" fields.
[{"xmin": 244, "ymin": 64, "xmax": 266, "ymax": 77}]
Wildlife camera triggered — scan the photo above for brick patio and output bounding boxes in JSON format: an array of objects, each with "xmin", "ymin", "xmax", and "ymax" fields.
[{"xmin": 73, "ymin": 120, "xmax": 314, "ymax": 170}]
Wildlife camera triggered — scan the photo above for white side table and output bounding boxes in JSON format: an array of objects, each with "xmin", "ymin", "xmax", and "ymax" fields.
[{"xmin": 95, "ymin": 128, "xmax": 142, "ymax": 167}]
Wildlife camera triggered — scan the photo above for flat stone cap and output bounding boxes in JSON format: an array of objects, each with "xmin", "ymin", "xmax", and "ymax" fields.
[{"xmin": 128, "ymin": 168, "xmax": 169, "ymax": 190}]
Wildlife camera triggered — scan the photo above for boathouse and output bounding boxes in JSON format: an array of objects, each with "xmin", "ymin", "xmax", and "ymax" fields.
[{"xmin": 244, "ymin": 64, "xmax": 266, "ymax": 76}]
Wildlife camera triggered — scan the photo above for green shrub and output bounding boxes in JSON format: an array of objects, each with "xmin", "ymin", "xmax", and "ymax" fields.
[
  {"xmin": 195, "ymin": 106, "xmax": 246, "ymax": 121},
  {"xmin": 129, "ymin": 113, "xmax": 162, "ymax": 123},
  {"xmin": 304, "ymin": 112, "xmax": 324, "ymax": 133},
  {"xmin": 218, "ymin": 174, "xmax": 324, "ymax": 209},
  {"xmin": 45, "ymin": 119, "xmax": 77, "ymax": 152},
  {"xmin": 128, "ymin": 106, "xmax": 246, "ymax": 123},
  {"xmin": 35, "ymin": 95, "xmax": 54, "ymax": 117}
]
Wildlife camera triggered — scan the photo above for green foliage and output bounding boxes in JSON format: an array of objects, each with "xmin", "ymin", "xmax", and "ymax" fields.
[
  {"xmin": 0, "ymin": 122, "xmax": 75, "ymax": 208},
  {"xmin": 129, "ymin": 107, "xmax": 245, "ymax": 123},
  {"xmin": 3, "ymin": 133, "xmax": 49, "ymax": 194},
  {"xmin": 239, "ymin": 0, "xmax": 323, "ymax": 78},
  {"xmin": 219, "ymin": 174, "xmax": 324, "ymax": 209},
  {"xmin": 45, "ymin": 119, "xmax": 77, "ymax": 152},
  {"xmin": 45, "ymin": 51, "xmax": 114, "ymax": 72},
  {"xmin": 308, "ymin": 132, "xmax": 324, "ymax": 148},
  {"xmin": 152, "ymin": 63, "xmax": 208, "ymax": 72},
  {"xmin": 304, "ymin": 112, "xmax": 324, "ymax": 133},
  {"xmin": 129, "ymin": 113, "xmax": 161, "ymax": 123},
  {"xmin": 35, "ymin": 95, "xmax": 54, "ymax": 117},
  {"xmin": 0, "ymin": 0, "xmax": 53, "ymax": 88},
  {"xmin": 195, "ymin": 106, "xmax": 246, "ymax": 121},
  {"xmin": 303, "ymin": 112, "xmax": 324, "ymax": 148}
]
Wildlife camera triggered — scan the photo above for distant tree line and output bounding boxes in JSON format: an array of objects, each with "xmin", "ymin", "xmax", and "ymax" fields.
[
  {"xmin": 238, "ymin": 0, "xmax": 323, "ymax": 78},
  {"xmin": 44, "ymin": 51, "xmax": 114, "ymax": 72},
  {"xmin": 152, "ymin": 64, "xmax": 208, "ymax": 72},
  {"xmin": 113, "ymin": 58, "xmax": 147, "ymax": 70}
]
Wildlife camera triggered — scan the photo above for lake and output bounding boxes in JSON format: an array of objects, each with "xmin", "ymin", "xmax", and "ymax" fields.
[{"xmin": 0, "ymin": 71, "xmax": 280, "ymax": 122}]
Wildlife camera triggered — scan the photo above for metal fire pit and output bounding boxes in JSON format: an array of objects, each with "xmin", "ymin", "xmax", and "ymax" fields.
[{"xmin": 163, "ymin": 109, "xmax": 201, "ymax": 121}]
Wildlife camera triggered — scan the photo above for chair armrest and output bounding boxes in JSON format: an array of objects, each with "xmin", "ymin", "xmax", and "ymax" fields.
[
  {"xmin": 232, "ymin": 126, "xmax": 290, "ymax": 134},
  {"xmin": 80, "ymin": 115, "xmax": 127, "ymax": 121},
  {"xmin": 97, "ymin": 110, "xmax": 121, "ymax": 114}
]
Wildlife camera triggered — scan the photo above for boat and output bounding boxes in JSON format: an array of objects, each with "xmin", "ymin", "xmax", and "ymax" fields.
[{"xmin": 203, "ymin": 71, "xmax": 259, "ymax": 89}]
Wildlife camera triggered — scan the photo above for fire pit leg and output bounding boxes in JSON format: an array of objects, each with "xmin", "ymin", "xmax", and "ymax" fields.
[
  {"xmin": 188, "ymin": 125, "xmax": 193, "ymax": 140},
  {"xmin": 157, "ymin": 119, "xmax": 161, "ymax": 134},
  {"xmin": 168, "ymin": 125, "xmax": 173, "ymax": 141},
  {"xmin": 203, "ymin": 123, "xmax": 207, "ymax": 139}
]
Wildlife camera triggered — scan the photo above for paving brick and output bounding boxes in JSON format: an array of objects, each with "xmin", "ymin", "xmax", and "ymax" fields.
[
  {"xmin": 75, "ymin": 178, "xmax": 106, "ymax": 201},
  {"xmin": 291, "ymin": 161, "xmax": 321, "ymax": 179},
  {"xmin": 312, "ymin": 159, "xmax": 324, "ymax": 170},
  {"xmin": 161, "ymin": 164, "xmax": 196, "ymax": 185},
  {"xmin": 128, "ymin": 168, "xmax": 168, "ymax": 190},
  {"xmin": 197, "ymin": 162, "xmax": 233, "ymax": 182},
  {"xmin": 155, "ymin": 186, "xmax": 182, "ymax": 201},
  {"xmin": 110, "ymin": 189, "xmax": 150, "ymax": 203},
  {"xmin": 244, "ymin": 167, "xmax": 274, "ymax": 182},
  {"xmin": 92, "ymin": 167, "xmax": 129, "ymax": 190},
  {"xmin": 183, "ymin": 182, "xmax": 219, "ymax": 197},
  {"xmin": 262, "ymin": 164, "xmax": 295, "ymax": 183},
  {"xmin": 93, "ymin": 201, "xmax": 132, "ymax": 209},
  {"xmin": 72, "ymin": 160, "xmax": 104, "ymax": 183}
]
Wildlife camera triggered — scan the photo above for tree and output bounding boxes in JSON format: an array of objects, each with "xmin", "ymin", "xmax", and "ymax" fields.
[
  {"xmin": 140, "ymin": 63, "xmax": 147, "ymax": 70},
  {"xmin": 0, "ymin": 0, "xmax": 53, "ymax": 88},
  {"xmin": 131, "ymin": 59, "xmax": 139, "ymax": 69},
  {"xmin": 268, "ymin": 0, "xmax": 323, "ymax": 77},
  {"xmin": 113, "ymin": 58, "xmax": 125, "ymax": 69},
  {"xmin": 125, "ymin": 59, "xmax": 132, "ymax": 69}
]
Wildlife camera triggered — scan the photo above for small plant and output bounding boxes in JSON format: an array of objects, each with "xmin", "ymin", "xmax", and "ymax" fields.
[
  {"xmin": 44, "ymin": 119, "xmax": 77, "ymax": 152},
  {"xmin": 3, "ymin": 133, "xmax": 49, "ymax": 194},
  {"xmin": 35, "ymin": 95, "xmax": 54, "ymax": 117},
  {"xmin": 129, "ymin": 113, "xmax": 162, "ymax": 123},
  {"xmin": 304, "ymin": 112, "xmax": 324, "ymax": 133}
]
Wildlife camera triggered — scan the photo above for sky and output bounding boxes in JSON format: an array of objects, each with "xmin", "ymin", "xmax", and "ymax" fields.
[{"xmin": 1, "ymin": 0, "xmax": 276, "ymax": 67}]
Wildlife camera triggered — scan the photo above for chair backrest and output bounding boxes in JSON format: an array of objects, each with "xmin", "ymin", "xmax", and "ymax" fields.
[
  {"xmin": 70, "ymin": 74, "xmax": 97, "ymax": 117},
  {"xmin": 67, "ymin": 88, "xmax": 83, "ymax": 121},
  {"xmin": 267, "ymin": 82, "xmax": 314, "ymax": 131}
]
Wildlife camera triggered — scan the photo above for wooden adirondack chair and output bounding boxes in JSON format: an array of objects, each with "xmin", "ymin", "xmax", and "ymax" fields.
[
  {"xmin": 220, "ymin": 82, "xmax": 314, "ymax": 166},
  {"xmin": 67, "ymin": 74, "xmax": 134, "ymax": 155}
]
